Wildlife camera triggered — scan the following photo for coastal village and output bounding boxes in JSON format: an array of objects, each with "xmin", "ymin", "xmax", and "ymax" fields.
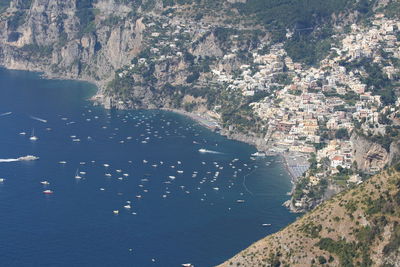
[
  {"xmin": 210, "ymin": 14, "xmax": 400, "ymax": 210},
  {"xmin": 105, "ymin": 11, "xmax": 400, "ymax": 211}
]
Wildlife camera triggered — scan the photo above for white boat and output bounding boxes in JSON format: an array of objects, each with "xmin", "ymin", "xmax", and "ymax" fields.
[
  {"xmin": 103, "ymin": 164, "xmax": 110, "ymax": 167},
  {"xmin": 177, "ymin": 170, "xmax": 184, "ymax": 174},
  {"xmin": 182, "ymin": 264, "xmax": 194, "ymax": 267},
  {"xmin": 236, "ymin": 200, "xmax": 245, "ymax": 203},
  {"xmin": 75, "ymin": 169, "xmax": 82, "ymax": 179},
  {"xmin": 40, "ymin": 181, "xmax": 50, "ymax": 185},
  {"xmin": 251, "ymin": 151, "xmax": 266, "ymax": 157},
  {"xmin": 262, "ymin": 223, "xmax": 272, "ymax": 227},
  {"xmin": 29, "ymin": 129, "xmax": 38, "ymax": 141},
  {"xmin": 124, "ymin": 204, "xmax": 131, "ymax": 209},
  {"xmin": 0, "ymin": 178, "xmax": 5, "ymax": 182},
  {"xmin": 59, "ymin": 161, "xmax": 67, "ymax": 164},
  {"xmin": 113, "ymin": 210, "xmax": 119, "ymax": 215},
  {"xmin": 43, "ymin": 189, "xmax": 53, "ymax": 194},
  {"xmin": 198, "ymin": 148, "xmax": 207, "ymax": 153},
  {"xmin": 19, "ymin": 132, "xmax": 26, "ymax": 135},
  {"xmin": 18, "ymin": 155, "xmax": 39, "ymax": 161},
  {"xmin": 168, "ymin": 176, "xmax": 176, "ymax": 180}
]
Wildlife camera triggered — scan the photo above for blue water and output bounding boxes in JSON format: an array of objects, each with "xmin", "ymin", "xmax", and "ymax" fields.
[{"xmin": 0, "ymin": 68, "xmax": 296, "ymax": 267}]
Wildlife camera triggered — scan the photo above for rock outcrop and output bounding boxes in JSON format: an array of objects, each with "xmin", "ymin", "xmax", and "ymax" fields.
[{"xmin": 351, "ymin": 133, "xmax": 389, "ymax": 173}]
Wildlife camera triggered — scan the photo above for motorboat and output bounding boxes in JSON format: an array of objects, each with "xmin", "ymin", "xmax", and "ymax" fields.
[
  {"xmin": 29, "ymin": 129, "xmax": 38, "ymax": 141},
  {"xmin": 18, "ymin": 155, "xmax": 39, "ymax": 161}
]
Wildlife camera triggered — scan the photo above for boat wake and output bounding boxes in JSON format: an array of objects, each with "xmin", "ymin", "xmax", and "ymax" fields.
[
  {"xmin": 0, "ymin": 158, "xmax": 19, "ymax": 163},
  {"xmin": 198, "ymin": 148, "xmax": 223, "ymax": 154},
  {"xmin": 0, "ymin": 112, "xmax": 12, "ymax": 117},
  {"xmin": 0, "ymin": 155, "xmax": 39, "ymax": 163},
  {"xmin": 30, "ymin": 116, "xmax": 47, "ymax": 123}
]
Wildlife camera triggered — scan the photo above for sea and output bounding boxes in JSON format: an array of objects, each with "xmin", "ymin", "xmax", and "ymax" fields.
[{"xmin": 0, "ymin": 68, "xmax": 297, "ymax": 267}]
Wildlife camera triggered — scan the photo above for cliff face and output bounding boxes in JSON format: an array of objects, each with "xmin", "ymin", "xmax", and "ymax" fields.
[
  {"xmin": 351, "ymin": 133, "xmax": 389, "ymax": 173},
  {"xmin": 0, "ymin": 0, "xmax": 235, "ymax": 110},
  {"xmin": 0, "ymin": 0, "xmax": 144, "ymax": 82}
]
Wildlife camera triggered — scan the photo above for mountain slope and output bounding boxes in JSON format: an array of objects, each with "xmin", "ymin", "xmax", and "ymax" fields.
[{"xmin": 217, "ymin": 167, "xmax": 400, "ymax": 266}]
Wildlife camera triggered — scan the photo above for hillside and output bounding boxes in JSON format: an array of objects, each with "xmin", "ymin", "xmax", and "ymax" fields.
[
  {"xmin": 0, "ymin": 0, "xmax": 400, "ymax": 229},
  {"xmin": 220, "ymin": 169, "xmax": 400, "ymax": 267},
  {"xmin": 218, "ymin": 167, "xmax": 400, "ymax": 266},
  {"xmin": 1, "ymin": 0, "xmax": 400, "ymax": 266}
]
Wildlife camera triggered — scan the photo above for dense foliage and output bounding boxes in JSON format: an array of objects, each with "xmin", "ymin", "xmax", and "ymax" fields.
[
  {"xmin": 76, "ymin": 0, "xmax": 96, "ymax": 35},
  {"xmin": 233, "ymin": 0, "xmax": 377, "ymax": 65}
]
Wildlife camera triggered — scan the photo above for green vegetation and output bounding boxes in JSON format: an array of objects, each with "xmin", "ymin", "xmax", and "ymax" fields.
[
  {"xmin": 299, "ymin": 222, "xmax": 322, "ymax": 238},
  {"xmin": 106, "ymin": 74, "xmax": 135, "ymax": 99},
  {"xmin": 76, "ymin": 0, "xmax": 97, "ymax": 36},
  {"xmin": 380, "ymin": 0, "xmax": 400, "ymax": 19},
  {"xmin": 340, "ymin": 58, "xmax": 397, "ymax": 105},
  {"xmin": 232, "ymin": 0, "xmax": 377, "ymax": 65},
  {"xmin": 317, "ymin": 238, "xmax": 359, "ymax": 266},
  {"xmin": 0, "ymin": 0, "xmax": 10, "ymax": 13},
  {"xmin": 335, "ymin": 128, "xmax": 349, "ymax": 140},
  {"xmin": 383, "ymin": 222, "xmax": 400, "ymax": 255},
  {"xmin": 7, "ymin": 11, "xmax": 26, "ymax": 31},
  {"xmin": 21, "ymin": 44, "xmax": 53, "ymax": 57}
]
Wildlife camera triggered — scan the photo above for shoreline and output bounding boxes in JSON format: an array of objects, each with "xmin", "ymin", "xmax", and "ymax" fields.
[
  {"xmin": 160, "ymin": 108, "xmax": 221, "ymax": 131},
  {"xmin": 1, "ymin": 65, "xmax": 307, "ymax": 212}
]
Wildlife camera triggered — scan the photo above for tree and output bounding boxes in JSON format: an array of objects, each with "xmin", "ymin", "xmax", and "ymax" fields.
[{"xmin": 335, "ymin": 128, "xmax": 349, "ymax": 140}]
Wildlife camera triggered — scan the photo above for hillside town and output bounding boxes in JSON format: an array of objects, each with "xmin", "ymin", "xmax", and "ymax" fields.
[
  {"xmin": 99, "ymin": 8, "xmax": 400, "ymax": 212},
  {"xmin": 210, "ymin": 14, "xmax": 400, "ymax": 211}
]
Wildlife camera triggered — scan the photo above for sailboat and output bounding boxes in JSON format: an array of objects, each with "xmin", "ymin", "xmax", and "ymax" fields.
[
  {"xmin": 74, "ymin": 168, "xmax": 82, "ymax": 179},
  {"xmin": 29, "ymin": 128, "xmax": 38, "ymax": 141}
]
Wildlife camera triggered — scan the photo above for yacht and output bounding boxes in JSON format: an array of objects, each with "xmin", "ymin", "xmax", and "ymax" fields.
[
  {"xmin": 262, "ymin": 224, "xmax": 272, "ymax": 227},
  {"xmin": 40, "ymin": 181, "xmax": 50, "ymax": 185},
  {"xmin": 0, "ymin": 178, "xmax": 5, "ymax": 183},
  {"xmin": 124, "ymin": 204, "xmax": 131, "ymax": 209},
  {"xmin": 251, "ymin": 151, "xmax": 266, "ymax": 157},
  {"xmin": 198, "ymin": 148, "xmax": 207, "ymax": 153},
  {"xmin": 18, "ymin": 155, "xmax": 39, "ymax": 161},
  {"xmin": 236, "ymin": 200, "xmax": 245, "ymax": 203},
  {"xmin": 29, "ymin": 129, "xmax": 38, "ymax": 141},
  {"xmin": 113, "ymin": 210, "xmax": 119, "ymax": 215},
  {"xmin": 43, "ymin": 189, "xmax": 53, "ymax": 194},
  {"xmin": 75, "ymin": 169, "xmax": 82, "ymax": 179}
]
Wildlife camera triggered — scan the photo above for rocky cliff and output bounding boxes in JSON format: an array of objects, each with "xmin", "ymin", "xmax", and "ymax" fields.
[
  {"xmin": 351, "ymin": 133, "xmax": 389, "ymax": 173},
  {"xmin": 0, "ymin": 0, "xmax": 240, "ymax": 109},
  {"xmin": 0, "ymin": 0, "xmax": 146, "ymax": 83}
]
